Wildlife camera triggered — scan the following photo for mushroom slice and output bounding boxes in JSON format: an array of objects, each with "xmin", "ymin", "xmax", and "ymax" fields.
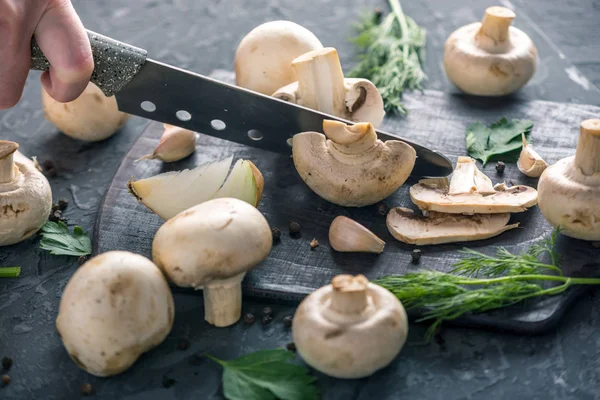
[
  {"xmin": 386, "ymin": 207, "xmax": 518, "ymax": 245},
  {"xmin": 410, "ymin": 156, "xmax": 537, "ymax": 214},
  {"xmin": 292, "ymin": 120, "xmax": 416, "ymax": 207},
  {"xmin": 273, "ymin": 47, "xmax": 385, "ymax": 127},
  {"xmin": 0, "ymin": 141, "xmax": 52, "ymax": 246},
  {"xmin": 518, "ymin": 133, "xmax": 548, "ymax": 178}
]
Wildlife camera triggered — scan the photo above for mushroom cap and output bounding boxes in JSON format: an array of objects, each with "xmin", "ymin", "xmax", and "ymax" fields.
[
  {"xmin": 292, "ymin": 275, "xmax": 408, "ymax": 379},
  {"xmin": 386, "ymin": 207, "xmax": 519, "ymax": 245},
  {"xmin": 55, "ymin": 251, "xmax": 174, "ymax": 377},
  {"xmin": 443, "ymin": 21, "xmax": 537, "ymax": 96},
  {"xmin": 152, "ymin": 197, "xmax": 272, "ymax": 288},
  {"xmin": 0, "ymin": 144, "xmax": 52, "ymax": 246},
  {"xmin": 234, "ymin": 20, "xmax": 323, "ymax": 95},
  {"xmin": 538, "ymin": 156, "xmax": 600, "ymax": 241},
  {"xmin": 42, "ymin": 82, "xmax": 129, "ymax": 142},
  {"xmin": 410, "ymin": 177, "xmax": 538, "ymax": 214},
  {"xmin": 292, "ymin": 120, "xmax": 416, "ymax": 207}
]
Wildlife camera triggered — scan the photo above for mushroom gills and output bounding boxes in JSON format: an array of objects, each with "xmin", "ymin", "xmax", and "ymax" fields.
[
  {"xmin": 518, "ymin": 133, "xmax": 548, "ymax": 178},
  {"xmin": 386, "ymin": 207, "xmax": 519, "ymax": 245}
]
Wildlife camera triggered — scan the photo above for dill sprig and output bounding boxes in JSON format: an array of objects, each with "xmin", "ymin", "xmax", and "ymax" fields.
[
  {"xmin": 0, "ymin": 267, "xmax": 21, "ymax": 278},
  {"xmin": 374, "ymin": 229, "xmax": 600, "ymax": 339},
  {"xmin": 347, "ymin": 0, "xmax": 427, "ymax": 115}
]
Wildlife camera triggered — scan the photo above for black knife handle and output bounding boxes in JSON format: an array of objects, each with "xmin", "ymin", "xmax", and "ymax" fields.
[{"xmin": 30, "ymin": 29, "xmax": 148, "ymax": 97}]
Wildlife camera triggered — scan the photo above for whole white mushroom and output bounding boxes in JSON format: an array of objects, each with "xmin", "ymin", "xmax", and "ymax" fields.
[
  {"xmin": 56, "ymin": 251, "xmax": 174, "ymax": 377},
  {"xmin": 234, "ymin": 20, "xmax": 323, "ymax": 95}
]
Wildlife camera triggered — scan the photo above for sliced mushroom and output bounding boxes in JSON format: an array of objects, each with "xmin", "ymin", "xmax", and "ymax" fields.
[
  {"xmin": 518, "ymin": 133, "xmax": 548, "ymax": 178},
  {"xmin": 292, "ymin": 120, "xmax": 416, "ymax": 207},
  {"xmin": 273, "ymin": 47, "xmax": 385, "ymax": 127},
  {"xmin": 386, "ymin": 207, "xmax": 519, "ymax": 245},
  {"xmin": 410, "ymin": 156, "xmax": 537, "ymax": 214},
  {"xmin": 538, "ymin": 119, "xmax": 600, "ymax": 240}
]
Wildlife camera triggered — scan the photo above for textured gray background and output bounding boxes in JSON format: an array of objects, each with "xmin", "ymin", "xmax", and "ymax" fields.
[{"xmin": 1, "ymin": 0, "xmax": 600, "ymax": 399}]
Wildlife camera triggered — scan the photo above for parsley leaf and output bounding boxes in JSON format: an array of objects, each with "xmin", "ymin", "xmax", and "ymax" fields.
[
  {"xmin": 39, "ymin": 221, "xmax": 92, "ymax": 257},
  {"xmin": 0, "ymin": 267, "xmax": 21, "ymax": 278},
  {"xmin": 466, "ymin": 118, "xmax": 534, "ymax": 165},
  {"xmin": 207, "ymin": 349, "xmax": 319, "ymax": 400}
]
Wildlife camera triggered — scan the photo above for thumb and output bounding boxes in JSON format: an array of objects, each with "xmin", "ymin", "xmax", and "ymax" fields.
[{"xmin": 35, "ymin": 0, "xmax": 94, "ymax": 102}]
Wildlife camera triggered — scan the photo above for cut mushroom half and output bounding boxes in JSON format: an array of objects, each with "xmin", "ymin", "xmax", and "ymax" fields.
[
  {"xmin": 386, "ymin": 207, "xmax": 519, "ymax": 245},
  {"xmin": 518, "ymin": 133, "xmax": 548, "ymax": 178},
  {"xmin": 273, "ymin": 47, "xmax": 385, "ymax": 127},
  {"xmin": 410, "ymin": 156, "xmax": 538, "ymax": 214},
  {"xmin": 292, "ymin": 120, "xmax": 416, "ymax": 207}
]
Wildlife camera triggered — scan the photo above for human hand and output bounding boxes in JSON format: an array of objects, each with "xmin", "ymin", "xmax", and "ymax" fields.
[{"xmin": 0, "ymin": 0, "xmax": 93, "ymax": 109}]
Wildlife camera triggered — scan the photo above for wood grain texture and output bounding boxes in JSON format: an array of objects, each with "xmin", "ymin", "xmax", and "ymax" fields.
[{"xmin": 95, "ymin": 88, "xmax": 600, "ymax": 334}]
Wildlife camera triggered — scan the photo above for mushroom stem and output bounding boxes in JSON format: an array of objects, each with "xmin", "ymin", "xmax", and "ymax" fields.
[
  {"xmin": 574, "ymin": 119, "xmax": 600, "ymax": 176},
  {"xmin": 476, "ymin": 6, "xmax": 515, "ymax": 52},
  {"xmin": 329, "ymin": 275, "xmax": 369, "ymax": 314},
  {"xmin": 0, "ymin": 141, "xmax": 19, "ymax": 184},
  {"xmin": 292, "ymin": 48, "xmax": 347, "ymax": 117},
  {"xmin": 202, "ymin": 273, "xmax": 245, "ymax": 327}
]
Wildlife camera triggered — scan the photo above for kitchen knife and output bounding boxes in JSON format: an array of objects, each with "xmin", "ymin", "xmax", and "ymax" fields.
[{"xmin": 30, "ymin": 30, "xmax": 453, "ymax": 177}]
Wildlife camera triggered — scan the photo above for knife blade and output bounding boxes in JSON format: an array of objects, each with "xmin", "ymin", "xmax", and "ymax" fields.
[{"xmin": 30, "ymin": 30, "xmax": 453, "ymax": 177}]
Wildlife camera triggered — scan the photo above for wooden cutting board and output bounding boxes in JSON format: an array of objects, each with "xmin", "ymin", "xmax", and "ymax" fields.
[{"xmin": 94, "ymin": 89, "xmax": 600, "ymax": 335}]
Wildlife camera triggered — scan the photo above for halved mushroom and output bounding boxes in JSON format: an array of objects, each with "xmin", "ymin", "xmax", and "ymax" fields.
[
  {"xmin": 273, "ymin": 47, "xmax": 385, "ymax": 127},
  {"xmin": 410, "ymin": 157, "xmax": 537, "ymax": 214},
  {"xmin": 386, "ymin": 207, "xmax": 519, "ymax": 245},
  {"xmin": 292, "ymin": 120, "xmax": 416, "ymax": 207},
  {"xmin": 518, "ymin": 133, "xmax": 548, "ymax": 178}
]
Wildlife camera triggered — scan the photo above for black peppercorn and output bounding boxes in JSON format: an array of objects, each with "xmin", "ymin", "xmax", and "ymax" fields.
[
  {"xmin": 1, "ymin": 356, "xmax": 12, "ymax": 370},
  {"xmin": 271, "ymin": 227, "xmax": 281, "ymax": 243},
  {"xmin": 261, "ymin": 314, "xmax": 273, "ymax": 326},
  {"xmin": 177, "ymin": 338, "xmax": 190, "ymax": 351},
  {"xmin": 81, "ymin": 383, "xmax": 93, "ymax": 396},
  {"xmin": 1, "ymin": 375, "xmax": 9, "ymax": 386},
  {"xmin": 289, "ymin": 221, "xmax": 301, "ymax": 236},
  {"xmin": 377, "ymin": 203, "xmax": 389, "ymax": 216},
  {"xmin": 286, "ymin": 342, "xmax": 296, "ymax": 352},
  {"xmin": 161, "ymin": 376, "xmax": 176, "ymax": 389},
  {"xmin": 262, "ymin": 307, "xmax": 273, "ymax": 317},
  {"xmin": 282, "ymin": 315, "xmax": 293, "ymax": 328},
  {"xmin": 57, "ymin": 198, "xmax": 69, "ymax": 211},
  {"xmin": 495, "ymin": 161, "xmax": 505, "ymax": 174},
  {"xmin": 42, "ymin": 160, "xmax": 55, "ymax": 171},
  {"xmin": 243, "ymin": 313, "xmax": 255, "ymax": 325},
  {"xmin": 411, "ymin": 249, "xmax": 422, "ymax": 264}
]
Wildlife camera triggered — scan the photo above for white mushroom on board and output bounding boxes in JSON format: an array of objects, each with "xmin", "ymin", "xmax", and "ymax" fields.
[
  {"xmin": 443, "ymin": 6, "xmax": 537, "ymax": 96},
  {"xmin": 538, "ymin": 119, "xmax": 600, "ymax": 241},
  {"xmin": 152, "ymin": 197, "xmax": 272, "ymax": 327},
  {"xmin": 0, "ymin": 141, "xmax": 52, "ymax": 246},
  {"xmin": 292, "ymin": 274, "xmax": 408, "ymax": 379},
  {"xmin": 410, "ymin": 156, "xmax": 538, "ymax": 214},
  {"xmin": 273, "ymin": 47, "xmax": 385, "ymax": 127},
  {"xmin": 137, "ymin": 124, "xmax": 199, "ymax": 163},
  {"xmin": 292, "ymin": 120, "xmax": 416, "ymax": 207},
  {"xmin": 234, "ymin": 20, "xmax": 324, "ymax": 95},
  {"xmin": 55, "ymin": 251, "xmax": 175, "ymax": 377},
  {"xmin": 328, "ymin": 216, "xmax": 385, "ymax": 253},
  {"xmin": 42, "ymin": 82, "xmax": 129, "ymax": 142},
  {"xmin": 518, "ymin": 133, "xmax": 548, "ymax": 178},
  {"xmin": 386, "ymin": 207, "xmax": 519, "ymax": 245}
]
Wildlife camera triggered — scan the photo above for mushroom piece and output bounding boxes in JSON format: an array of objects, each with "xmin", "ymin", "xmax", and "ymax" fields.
[
  {"xmin": 55, "ymin": 251, "xmax": 174, "ymax": 377},
  {"xmin": 292, "ymin": 274, "xmax": 408, "ymax": 379},
  {"xmin": 329, "ymin": 216, "xmax": 385, "ymax": 253},
  {"xmin": 443, "ymin": 6, "xmax": 537, "ymax": 96},
  {"xmin": 538, "ymin": 119, "xmax": 600, "ymax": 241},
  {"xmin": 410, "ymin": 156, "xmax": 538, "ymax": 214},
  {"xmin": 234, "ymin": 20, "xmax": 323, "ymax": 95},
  {"xmin": 42, "ymin": 82, "xmax": 129, "ymax": 142},
  {"xmin": 152, "ymin": 197, "xmax": 272, "ymax": 327},
  {"xmin": 292, "ymin": 120, "xmax": 416, "ymax": 207},
  {"xmin": 137, "ymin": 124, "xmax": 198, "ymax": 162},
  {"xmin": 273, "ymin": 47, "xmax": 385, "ymax": 127},
  {"xmin": 518, "ymin": 133, "xmax": 548, "ymax": 178},
  {"xmin": 0, "ymin": 141, "xmax": 52, "ymax": 246},
  {"xmin": 386, "ymin": 207, "xmax": 519, "ymax": 245}
]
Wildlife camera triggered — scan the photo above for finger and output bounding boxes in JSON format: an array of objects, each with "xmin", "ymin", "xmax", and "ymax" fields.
[{"xmin": 35, "ymin": 0, "xmax": 93, "ymax": 102}]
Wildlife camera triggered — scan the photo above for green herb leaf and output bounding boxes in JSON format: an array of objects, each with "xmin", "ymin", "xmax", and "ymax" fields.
[
  {"xmin": 466, "ymin": 118, "xmax": 534, "ymax": 165},
  {"xmin": 348, "ymin": 0, "xmax": 427, "ymax": 115},
  {"xmin": 0, "ymin": 267, "xmax": 21, "ymax": 278},
  {"xmin": 39, "ymin": 221, "xmax": 92, "ymax": 257},
  {"xmin": 207, "ymin": 349, "xmax": 319, "ymax": 400}
]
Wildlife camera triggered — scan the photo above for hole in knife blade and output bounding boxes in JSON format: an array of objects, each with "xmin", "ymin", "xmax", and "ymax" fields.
[
  {"xmin": 211, "ymin": 119, "xmax": 226, "ymax": 131},
  {"xmin": 286, "ymin": 138, "xmax": 293, "ymax": 147},
  {"xmin": 176, "ymin": 110, "xmax": 192, "ymax": 121},
  {"xmin": 141, "ymin": 101, "xmax": 156, "ymax": 112},
  {"xmin": 248, "ymin": 129, "xmax": 263, "ymax": 141}
]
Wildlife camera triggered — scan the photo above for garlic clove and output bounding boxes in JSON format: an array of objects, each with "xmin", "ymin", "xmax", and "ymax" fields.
[
  {"xmin": 328, "ymin": 216, "xmax": 385, "ymax": 253},
  {"xmin": 518, "ymin": 133, "xmax": 548, "ymax": 178},
  {"xmin": 137, "ymin": 124, "xmax": 198, "ymax": 163}
]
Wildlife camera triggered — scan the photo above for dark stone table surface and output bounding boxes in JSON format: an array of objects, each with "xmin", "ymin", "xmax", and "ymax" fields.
[{"xmin": 1, "ymin": 0, "xmax": 599, "ymax": 399}]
